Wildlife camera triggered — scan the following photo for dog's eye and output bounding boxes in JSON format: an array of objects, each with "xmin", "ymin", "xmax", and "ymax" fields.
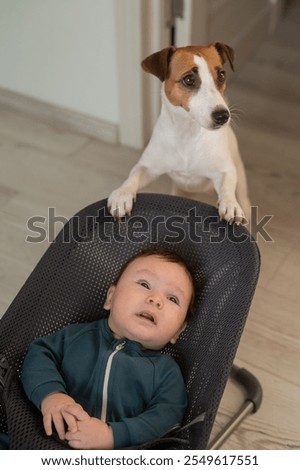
[
  {"xmin": 217, "ymin": 69, "xmax": 226, "ymax": 83},
  {"xmin": 182, "ymin": 74, "xmax": 195, "ymax": 88}
]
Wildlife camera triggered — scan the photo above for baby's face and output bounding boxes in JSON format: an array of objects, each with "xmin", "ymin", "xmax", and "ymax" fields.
[{"xmin": 104, "ymin": 255, "xmax": 193, "ymax": 350}]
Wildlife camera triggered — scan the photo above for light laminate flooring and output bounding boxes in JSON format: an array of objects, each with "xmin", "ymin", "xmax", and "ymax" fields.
[{"xmin": 0, "ymin": 2, "xmax": 299, "ymax": 450}]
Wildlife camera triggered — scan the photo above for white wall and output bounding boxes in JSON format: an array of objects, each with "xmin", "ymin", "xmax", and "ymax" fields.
[{"xmin": 0, "ymin": 0, "xmax": 119, "ymax": 124}]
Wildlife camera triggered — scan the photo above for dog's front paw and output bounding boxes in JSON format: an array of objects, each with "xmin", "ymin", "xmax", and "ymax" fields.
[
  {"xmin": 218, "ymin": 199, "xmax": 247, "ymax": 225},
  {"xmin": 107, "ymin": 187, "xmax": 136, "ymax": 218}
]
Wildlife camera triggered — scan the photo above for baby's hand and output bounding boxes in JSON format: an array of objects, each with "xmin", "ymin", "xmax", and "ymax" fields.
[
  {"xmin": 64, "ymin": 405, "xmax": 114, "ymax": 449},
  {"xmin": 41, "ymin": 392, "xmax": 79, "ymax": 440}
]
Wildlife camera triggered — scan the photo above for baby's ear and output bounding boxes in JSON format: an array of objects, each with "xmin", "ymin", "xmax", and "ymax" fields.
[
  {"xmin": 103, "ymin": 285, "xmax": 116, "ymax": 311},
  {"xmin": 169, "ymin": 322, "xmax": 187, "ymax": 345}
]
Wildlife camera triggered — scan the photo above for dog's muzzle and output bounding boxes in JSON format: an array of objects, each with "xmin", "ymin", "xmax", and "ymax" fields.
[{"xmin": 212, "ymin": 107, "xmax": 230, "ymax": 128}]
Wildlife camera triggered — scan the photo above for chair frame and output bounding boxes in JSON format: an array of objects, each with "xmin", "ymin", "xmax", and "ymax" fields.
[{"xmin": 0, "ymin": 194, "xmax": 262, "ymax": 449}]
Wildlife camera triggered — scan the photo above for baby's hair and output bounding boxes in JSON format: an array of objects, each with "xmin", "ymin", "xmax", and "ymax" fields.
[{"xmin": 113, "ymin": 246, "xmax": 197, "ymax": 319}]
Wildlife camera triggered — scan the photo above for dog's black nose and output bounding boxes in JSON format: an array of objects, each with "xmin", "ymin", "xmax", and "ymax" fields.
[{"xmin": 212, "ymin": 108, "xmax": 230, "ymax": 127}]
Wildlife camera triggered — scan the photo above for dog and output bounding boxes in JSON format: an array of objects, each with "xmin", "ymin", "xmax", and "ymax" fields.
[{"xmin": 108, "ymin": 42, "xmax": 250, "ymax": 224}]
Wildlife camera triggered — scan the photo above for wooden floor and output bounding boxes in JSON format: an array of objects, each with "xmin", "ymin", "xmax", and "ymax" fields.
[{"xmin": 0, "ymin": 2, "xmax": 299, "ymax": 450}]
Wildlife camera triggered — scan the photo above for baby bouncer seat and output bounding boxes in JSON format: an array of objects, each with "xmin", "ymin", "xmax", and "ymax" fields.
[{"xmin": 0, "ymin": 194, "xmax": 261, "ymax": 449}]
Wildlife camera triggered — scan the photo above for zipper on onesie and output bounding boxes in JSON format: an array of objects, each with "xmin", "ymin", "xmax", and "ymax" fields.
[{"xmin": 100, "ymin": 341, "xmax": 126, "ymax": 422}]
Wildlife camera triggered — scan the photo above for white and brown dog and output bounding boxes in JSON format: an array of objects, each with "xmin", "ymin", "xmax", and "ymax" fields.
[{"xmin": 108, "ymin": 42, "xmax": 250, "ymax": 224}]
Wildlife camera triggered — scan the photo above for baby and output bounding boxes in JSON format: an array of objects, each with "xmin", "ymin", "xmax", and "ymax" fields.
[{"xmin": 21, "ymin": 247, "xmax": 196, "ymax": 449}]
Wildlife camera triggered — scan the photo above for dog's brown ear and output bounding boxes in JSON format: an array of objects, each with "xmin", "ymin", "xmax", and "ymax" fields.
[
  {"xmin": 141, "ymin": 47, "xmax": 176, "ymax": 81},
  {"xmin": 214, "ymin": 42, "xmax": 235, "ymax": 71}
]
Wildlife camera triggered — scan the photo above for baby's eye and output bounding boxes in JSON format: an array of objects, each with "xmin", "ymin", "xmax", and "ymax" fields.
[
  {"xmin": 168, "ymin": 295, "xmax": 180, "ymax": 305},
  {"xmin": 137, "ymin": 280, "xmax": 150, "ymax": 289}
]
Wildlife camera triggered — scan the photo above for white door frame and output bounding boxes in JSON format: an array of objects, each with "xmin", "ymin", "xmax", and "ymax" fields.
[
  {"xmin": 175, "ymin": 0, "xmax": 208, "ymax": 46},
  {"xmin": 115, "ymin": 0, "xmax": 168, "ymax": 149},
  {"xmin": 115, "ymin": 0, "xmax": 170, "ymax": 150}
]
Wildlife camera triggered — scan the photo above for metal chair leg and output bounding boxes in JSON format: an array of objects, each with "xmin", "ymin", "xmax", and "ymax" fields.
[{"xmin": 208, "ymin": 365, "xmax": 263, "ymax": 450}]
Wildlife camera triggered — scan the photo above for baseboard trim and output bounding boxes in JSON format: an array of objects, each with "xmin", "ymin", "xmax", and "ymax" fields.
[{"xmin": 0, "ymin": 87, "xmax": 119, "ymax": 144}]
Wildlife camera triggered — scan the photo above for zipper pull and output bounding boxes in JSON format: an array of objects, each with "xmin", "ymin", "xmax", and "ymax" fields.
[{"xmin": 115, "ymin": 341, "xmax": 126, "ymax": 351}]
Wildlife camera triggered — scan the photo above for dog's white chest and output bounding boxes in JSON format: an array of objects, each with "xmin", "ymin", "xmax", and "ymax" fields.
[
  {"xmin": 169, "ymin": 122, "xmax": 236, "ymax": 191},
  {"xmin": 141, "ymin": 116, "xmax": 234, "ymax": 189},
  {"xmin": 174, "ymin": 123, "xmax": 227, "ymax": 164}
]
